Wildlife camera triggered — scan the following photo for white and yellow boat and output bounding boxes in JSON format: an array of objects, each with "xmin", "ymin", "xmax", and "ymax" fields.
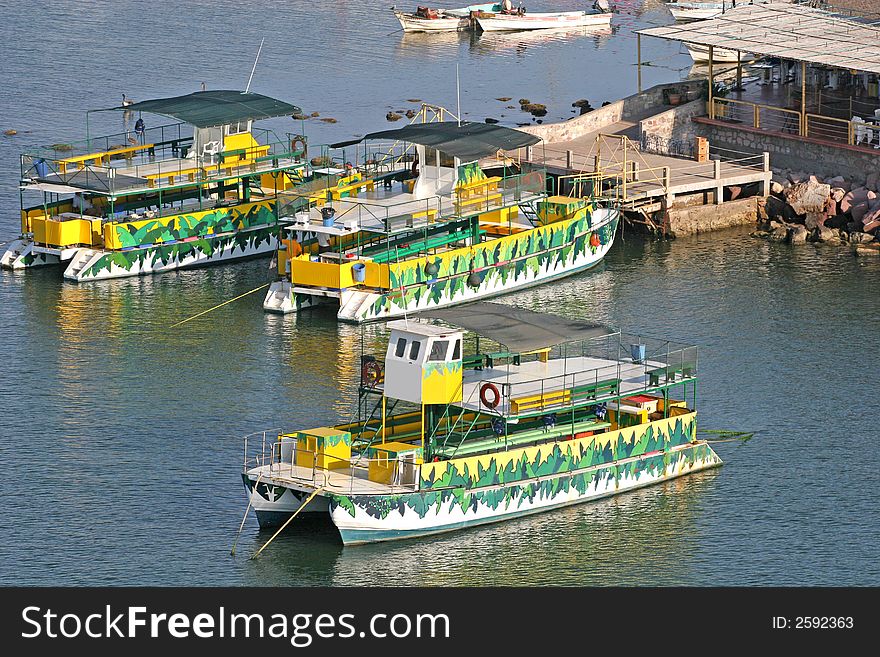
[
  {"xmin": 263, "ymin": 118, "xmax": 620, "ymax": 321},
  {"xmin": 241, "ymin": 303, "xmax": 722, "ymax": 545},
  {"xmin": 2, "ymin": 90, "xmax": 312, "ymax": 281}
]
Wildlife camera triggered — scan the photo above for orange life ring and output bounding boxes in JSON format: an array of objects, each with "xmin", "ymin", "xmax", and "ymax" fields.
[
  {"xmin": 291, "ymin": 136, "xmax": 307, "ymax": 156},
  {"xmin": 362, "ymin": 360, "xmax": 382, "ymax": 386},
  {"xmin": 590, "ymin": 233, "xmax": 601, "ymax": 248},
  {"xmin": 480, "ymin": 382, "xmax": 500, "ymax": 409}
]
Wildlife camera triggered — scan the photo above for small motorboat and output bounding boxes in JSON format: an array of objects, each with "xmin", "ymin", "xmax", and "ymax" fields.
[
  {"xmin": 475, "ymin": 5, "xmax": 612, "ymax": 32},
  {"xmin": 394, "ymin": 4, "xmax": 500, "ymax": 32},
  {"xmin": 666, "ymin": 1, "xmax": 729, "ymax": 21},
  {"xmin": 685, "ymin": 42, "xmax": 751, "ymax": 63}
]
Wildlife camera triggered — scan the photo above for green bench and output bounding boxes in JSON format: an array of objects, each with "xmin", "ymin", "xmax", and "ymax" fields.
[
  {"xmin": 648, "ymin": 362, "xmax": 696, "ymax": 386},
  {"xmin": 434, "ymin": 419, "xmax": 611, "ymax": 459},
  {"xmin": 571, "ymin": 378, "xmax": 621, "ymax": 401},
  {"xmin": 368, "ymin": 229, "xmax": 481, "ymax": 264}
]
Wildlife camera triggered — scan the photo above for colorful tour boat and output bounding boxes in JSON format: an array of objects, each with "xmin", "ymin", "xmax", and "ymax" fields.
[
  {"xmin": 262, "ymin": 117, "xmax": 620, "ymax": 321},
  {"xmin": 241, "ymin": 302, "xmax": 722, "ymax": 545},
  {"xmin": 2, "ymin": 90, "xmax": 310, "ymax": 281}
]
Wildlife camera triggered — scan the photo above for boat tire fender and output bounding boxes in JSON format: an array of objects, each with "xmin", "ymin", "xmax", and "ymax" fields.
[{"xmin": 480, "ymin": 382, "xmax": 500, "ymax": 409}]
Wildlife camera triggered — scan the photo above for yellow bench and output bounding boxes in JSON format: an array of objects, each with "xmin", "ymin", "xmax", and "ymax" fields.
[
  {"xmin": 59, "ymin": 144, "xmax": 155, "ymax": 173},
  {"xmin": 455, "ymin": 193, "xmax": 502, "ymax": 214},
  {"xmin": 510, "ymin": 389, "xmax": 571, "ymax": 414},
  {"xmin": 329, "ymin": 178, "xmax": 376, "ymax": 200},
  {"xmin": 145, "ymin": 166, "xmax": 203, "ymax": 187},
  {"xmin": 456, "ymin": 176, "xmax": 501, "ymax": 198}
]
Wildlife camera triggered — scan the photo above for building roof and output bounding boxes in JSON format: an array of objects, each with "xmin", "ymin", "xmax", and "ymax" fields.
[
  {"xmin": 331, "ymin": 122, "xmax": 540, "ymax": 161},
  {"xmin": 421, "ymin": 302, "xmax": 614, "ymax": 352},
  {"xmin": 638, "ymin": 2, "xmax": 880, "ymax": 75},
  {"xmin": 109, "ymin": 90, "xmax": 302, "ymax": 128}
]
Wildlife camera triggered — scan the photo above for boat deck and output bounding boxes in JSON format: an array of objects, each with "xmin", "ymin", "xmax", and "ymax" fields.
[
  {"xmin": 251, "ymin": 461, "xmax": 416, "ymax": 496},
  {"xmin": 458, "ymin": 355, "xmax": 675, "ymax": 416}
]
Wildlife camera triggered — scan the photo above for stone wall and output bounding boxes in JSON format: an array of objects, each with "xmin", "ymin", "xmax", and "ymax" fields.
[
  {"xmin": 694, "ymin": 118, "xmax": 880, "ymax": 185},
  {"xmin": 667, "ymin": 196, "xmax": 759, "ymax": 236},
  {"xmin": 519, "ymin": 80, "xmax": 708, "ymax": 143},
  {"xmin": 639, "ymin": 98, "xmax": 705, "ymax": 144}
]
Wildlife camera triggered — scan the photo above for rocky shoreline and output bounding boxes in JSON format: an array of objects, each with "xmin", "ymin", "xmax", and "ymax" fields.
[{"xmin": 752, "ymin": 170, "xmax": 880, "ymax": 257}]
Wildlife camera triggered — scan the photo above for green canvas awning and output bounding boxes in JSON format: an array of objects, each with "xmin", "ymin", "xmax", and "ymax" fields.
[
  {"xmin": 422, "ymin": 302, "xmax": 614, "ymax": 352},
  {"xmin": 331, "ymin": 122, "xmax": 540, "ymax": 161},
  {"xmin": 107, "ymin": 90, "xmax": 302, "ymax": 128}
]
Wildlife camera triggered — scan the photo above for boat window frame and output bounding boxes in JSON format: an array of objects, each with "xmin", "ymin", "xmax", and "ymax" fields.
[
  {"xmin": 395, "ymin": 337, "xmax": 407, "ymax": 358},
  {"xmin": 452, "ymin": 339, "xmax": 461, "ymax": 360},
  {"xmin": 409, "ymin": 340, "xmax": 421, "ymax": 361},
  {"xmin": 428, "ymin": 340, "xmax": 450, "ymax": 362}
]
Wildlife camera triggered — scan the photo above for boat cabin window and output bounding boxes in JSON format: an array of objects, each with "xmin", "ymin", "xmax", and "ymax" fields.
[
  {"xmin": 424, "ymin": 146, "xmax": 455, "ymax": 169},
  {"xmin": 226, "ymin": 121, "xmax": 250, "ymax": 136},
  {"xmin": 452, "ymin": 339, "xmax": 461, "ymax": 360},
  {"xmin": 409, "ymin": 340, "xmax": 421, "ymax": 360},
  {"xmin": 429, "ymin": 340, "xmax": 449, "ymax": 361},
  {"xmin": 395, "ymin": 337, "xmax": 407, "ymax": 358}
]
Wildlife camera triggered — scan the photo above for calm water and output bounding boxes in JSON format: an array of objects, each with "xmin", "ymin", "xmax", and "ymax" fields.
[{"xmin": 1, "ymin": 1, "xmax": 878, "ymax": 586}]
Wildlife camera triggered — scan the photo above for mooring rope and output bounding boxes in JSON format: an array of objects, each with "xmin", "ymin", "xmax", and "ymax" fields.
[
  {"xmin": 250, "ymin": 486, "xmax": 325, "ymax": 560},
  {"xmin": 170, "ymin": 283, "xmax": 269, "ymax": 328}
]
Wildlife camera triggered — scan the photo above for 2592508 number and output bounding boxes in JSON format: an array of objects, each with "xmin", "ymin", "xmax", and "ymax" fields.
[{"xmin": 795, "ymin": 617, "xmax": 854, "ymax": 629}]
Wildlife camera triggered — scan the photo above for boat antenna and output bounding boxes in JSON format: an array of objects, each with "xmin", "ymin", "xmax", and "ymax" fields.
[
  {"xmin": 245, "ymin": 37, "xmax": 265, "ymax": 93},
  {"xmin": 456, "ymin": 63, "xmax": 461, "ymax": 126}
]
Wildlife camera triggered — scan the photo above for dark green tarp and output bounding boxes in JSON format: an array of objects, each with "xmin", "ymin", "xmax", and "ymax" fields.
[
  {"xmin": 108, "ymin": 90, "xmax": 302, "ymax": 128},
  {"xmin": 421, "ymin": 302, "xmax": 614, "ymax": 352},
  {"xmin": 331, "ymin": 121, "xmax": 541, "ymax": 161}
]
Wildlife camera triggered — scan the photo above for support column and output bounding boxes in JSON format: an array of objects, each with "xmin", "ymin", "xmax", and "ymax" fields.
[
  {"xmin": 637, "ymin": 33, "xmax": 642, "ymax": 94},
  {"xmin": 708, "ymin": 46, "xmax": 715, "ymax": 119},
  {"xmin": 762, "ymin": 152, "xmax": 771, "ymax": 197},
  {"xmin": 800, "ymin": 60, "xmax": 807, "ymax": 136},
  {"xmin": 714, "ymin": 159, "xmax": 723, "ymax": 205}
]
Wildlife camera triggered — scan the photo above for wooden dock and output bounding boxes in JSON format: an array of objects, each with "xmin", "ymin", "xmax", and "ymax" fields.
[{"xmin": 524, "ymin": 131, "xmax": 771, "ymax": 213}]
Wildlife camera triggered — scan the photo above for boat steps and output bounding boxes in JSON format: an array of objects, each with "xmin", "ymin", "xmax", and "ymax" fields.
[
  {"xmin": 63, "ymin": 248, "xmax": 100, "ymax": 279},
  {"xmin": 338, "ymin": 290, "xmax": 376, "ymax": 321},
  {"xmin": 0, "ymin": 239, "xmax": 25, "ymax": 268}
]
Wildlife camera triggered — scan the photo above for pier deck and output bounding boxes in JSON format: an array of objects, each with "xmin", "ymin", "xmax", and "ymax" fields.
[{"xmin": 527, "ymin": 129, "xmax": 771, "ymax": 211}]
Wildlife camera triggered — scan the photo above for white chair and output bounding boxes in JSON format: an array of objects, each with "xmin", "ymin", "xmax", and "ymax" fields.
[
  {"xmin": 202, "ymin": 140, "xmax": 221, "ymax": 165},
  {"xmin": 852, "ymin": 116, "xmax": 867, "ymax": 145}
]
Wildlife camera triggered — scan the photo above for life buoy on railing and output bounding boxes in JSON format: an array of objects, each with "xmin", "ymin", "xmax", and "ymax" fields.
[
  {"xmin": 362, "ymin": 360, "xmax": 383, "ymax": 386},
  {"xmin": 290, "ymin": 135, "xmax": 307, "ymax": 157},
  {"xmin": 480, "ymin": 382, "xmax": 500, "ymax": 409},
  {"xmin": 590, "ymin": 232, "xmax": 601, "ymax": 248}
]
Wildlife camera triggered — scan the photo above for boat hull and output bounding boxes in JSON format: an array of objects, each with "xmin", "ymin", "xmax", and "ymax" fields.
[
  {"xmin": 264, "ymin": 208, "xmax": 619, "ymax": 321},
  {"xmin": 395, "ymin": 12, "xmax": 470, "ymax": 32},
  {"xmin": 36, "ymin": 224, "xmax": 279, "ymax": 281},
  {"xmin": 685, "ymin": 43, "xmax": 748, "ymax": 63},
  {"xmin": 243, "ymin": 414, "xmax": 722, "ymax": 545},
  {"xmin": 477, "ymin": 11, "xmax": 611, "ymax": 32}
]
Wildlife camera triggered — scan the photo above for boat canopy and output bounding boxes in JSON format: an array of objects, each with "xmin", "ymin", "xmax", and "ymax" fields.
[
  {"xmin": 105, "ymin": 90, "xmax": 302, "ymax": 128},
  {"xmin": 331, "ymin": 121, "xmax": 541, "ymax": 161},
  {"xmin": 422, "ymin": 302, "xmax": 614, "ymax": 352}
]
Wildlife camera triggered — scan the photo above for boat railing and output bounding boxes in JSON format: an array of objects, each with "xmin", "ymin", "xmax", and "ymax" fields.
[
  {"xmin": 26, "ymin": 122, "xmax": 190, "ymax": 162},
  {"xmin": 245, "ymin": 433, "xmax": 421, "ymax": 494}
]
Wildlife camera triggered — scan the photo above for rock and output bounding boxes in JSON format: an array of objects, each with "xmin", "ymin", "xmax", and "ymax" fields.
[
  {"xmin": 788, "ymin": 170, "xmax": 807, "ymax": 184},
  {"xmin": 319, "ymin": 117, "xmax": 338, "ymax": 123},
  {"xmin": 291, "ymin": 113, "xmax": 309, "ymax": 121},
  {"xmin": 405, "ymin": 109, "xmax": 416, "ymax": 118},
  {"xmin": 809, "ymin": 174, "xmax": 824, "ymax": 184},
  {"xmin": 769, "ymin": 219, "xmax": 784, "ymax": 230},
  {"xmin": 841, "ymin": 187, "xmax": 869, "ymax": 213},
  {"xmin": 830, "ymin": 187, "xmax": 846, "ymax": 202},
  {"xmin": 851, "ymin": 232, "xmax": 875, "ymax": 244},
  {"xmin": 518, "ymin": 98, "xmax": 531, "ymax": 106},
  {"xmin": 863, "ymin": 218, "xmax": 880, "ymax": 233},
  {"xmin": 764, "ymin": 196, "xmax": 786, "ymax": 220},
  {"xmin": 788, "ymin": 225, "xmax": 809, "ymax": 244},
  {"xmin": 407, "ymin": 98, "xmax": 422, "ymax": 103},
  {"xmin": 825, "ymin": 214, "xmax": 848, "ymax": 229},
  {"xmin": 815, "ymin": 225, "xmax": 839, "ymax": 243},
  {"xmin": 852, "ymin": 202, "xmax": 871, "ymax": 223},
  {"xmin": 506, "ymin": 105, "xmax": 516, "ymax": 109},
  {"xmin": 3, "ymin": 129, "xmax": 16, "ymax": 136},
  {"xmin": 826, "ymin": 175, "xmax": 846, "ymax": 187},
  {"xmin": 854, "ymin": 243, "xmax": 880, "ymax": 257},
  {"xmin": 805, "ymin": 212, "xmax": 826, "ymax": 230},
  {"xmin": 770, "ymin": 180, "xmax": 785, "ymax": 195},
  {"xmin": 386, "ymin": 112, "xmax": 402, "ymax": 121},
  {"xmin": 522, "ymin": 103, "xmax": 547, "ymax": 117},
  {"xmin": 769, "ymin": 226, "xmax": 789, "ymax": 242},
  {"xmin": 484, "ymin": 117, "xmax": 499, "ymax": 124},
  {"xmin": 866, "ymin": 172, "xmax": 879, "ymax": 192},
  {"xmin": 495, "ymin": 97, "xmax": 511, "ymax": 102},
  {"xmin": 783, "ymin": 181, "xmax": 830, "ymax": 215},
  {"xmin": 310, "ymin": 111, "xmax": 320, "ymax": 117},
  {"xmin": 751, "ymin": 230, "xmax": 770, "ymax": 238},
  {"xmin": 838, "ymin": 230, "xmax": 849, "ymax": 242}
]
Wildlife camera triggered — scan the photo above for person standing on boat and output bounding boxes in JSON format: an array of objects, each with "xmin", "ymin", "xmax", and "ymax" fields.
[
  {"xmin": 500, "ymin": 0, "xmax": 514, "ymax": 13},
  {"xmin": 134, "ymin": 117, "xmax": 146, "ymax": 144}
]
